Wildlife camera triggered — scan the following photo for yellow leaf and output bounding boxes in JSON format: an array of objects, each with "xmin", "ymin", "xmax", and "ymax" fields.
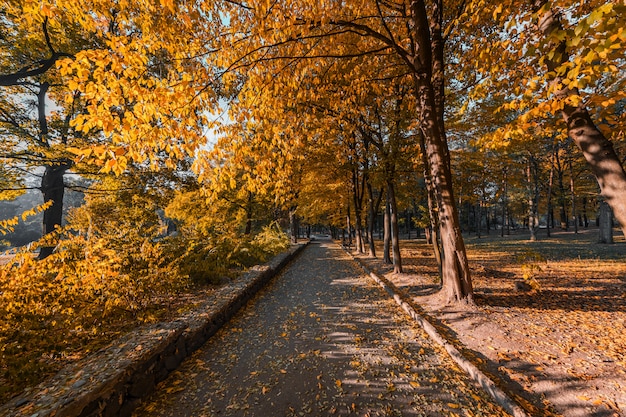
[{"xmin": 492, "ymin": 4, "xmax": 502, "ymax": 20}]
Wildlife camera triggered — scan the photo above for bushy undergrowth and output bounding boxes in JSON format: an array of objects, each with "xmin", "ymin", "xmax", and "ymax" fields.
[
  {"xmin": 0, "ymin": 214, "xmax": 289, "ymax": 403},
  {"xmin": 168, "ymin": 223, "xmax": 290, "ymax": 285}
]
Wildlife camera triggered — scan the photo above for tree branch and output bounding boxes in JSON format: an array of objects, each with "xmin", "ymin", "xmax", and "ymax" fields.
[{"xmin": 0, "ymin": 19, "xmax": 74, "ymax": 86}]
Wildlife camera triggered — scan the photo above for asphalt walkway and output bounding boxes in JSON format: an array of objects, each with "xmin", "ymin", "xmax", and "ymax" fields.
[{"xmin": 133, "ymin": 238, "xmax": 509, "ymax": 416}]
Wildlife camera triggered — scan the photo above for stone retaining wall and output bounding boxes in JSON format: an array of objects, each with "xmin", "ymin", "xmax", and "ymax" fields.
[{"xmin": 0, "ymin": 243, "xmax": 307, "ymax": 417}]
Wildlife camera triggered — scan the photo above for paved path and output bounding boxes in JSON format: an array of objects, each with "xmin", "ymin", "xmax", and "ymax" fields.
[{"xmin": 133, "ymin": 239, "xmax": 509, "ymax": 416}]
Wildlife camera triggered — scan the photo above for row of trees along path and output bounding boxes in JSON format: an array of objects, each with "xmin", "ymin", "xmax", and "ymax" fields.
[{"xmin": 132, "ymin": 239, "xmax": 511, "ymax": 417}]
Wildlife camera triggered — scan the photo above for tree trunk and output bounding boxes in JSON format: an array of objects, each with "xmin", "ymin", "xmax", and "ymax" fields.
[
  {"xmin": 556, "ymin": 161, "xmax": 568, "ymax": 230},
  {"xmin": 383, "ymin": 200, "xmax": 392, "ymax": 264},
  {"xmin": 38, "ymin": 165, "xmax": 67, "ymax": 259},
  {"xmin": 569, "ymin": 157, "xmax": 578, "ymax": 234},
  {"xmin": 501, "ymin": 169, "xmax": 508, "ymax": 238},
  {"xmin": 289, "ymin": 206, "xmax": 298, "ymax": 244},
  {"xmin": 244, "ymin": 192, "xmax": 253, "ymax": 235},
  {"xmin": 415, "ymin": 80, "xmax": 472, "ymax": 303},
  {"xmin": 535, "ymin": 2, "xmax": 626, "ymax": 237},
  {"xmin": 526, "ymin": 156, "xmax": 540, "ymax": 241},
  {"xmin": 351, "ymin": 170, "xmax": 364, "ymax": 254},
  {"xmin": 366, "ymin": 181, "xmax": 377, "ymax": 257},
  {"xmin": 404, "ymin": 209, "xmax": 410, "ymax": 236},
  {"xmin": 346, "ymin": 205, "xmax": 353, "ymax": 247},
  {"xmin": 485, "ymin": 207, "xmax": 491, "ymax": 234},
  {"xmin": 419, "ymin": 132, "xmax": 443, "ymax": 277},
  {"xmin": 387, "ymin": 180, "xmax": 402, "ymax": 274},
  {"xmin": 598, "ymin": 201, "xmax": 613, "ymax": 244},
  {"xmin": 546, "ymin": 162, "xmax": 554, "ymax": 238},
  {"xmin": 475, "ymin": 201, "xmax": 481, "ymax": 238}
]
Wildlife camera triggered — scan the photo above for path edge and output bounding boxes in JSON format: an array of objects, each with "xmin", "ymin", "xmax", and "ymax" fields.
[
  {"xmin": 344, "ymin": 247, "xmax": 530, "ymax": 417},
  {"xmin": 0, "ymin": 242, "xmax": 308, "ymax": 417}
]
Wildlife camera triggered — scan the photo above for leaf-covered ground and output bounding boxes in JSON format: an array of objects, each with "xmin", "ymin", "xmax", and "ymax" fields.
[
  {"xmin": 353, "ymin": 227, "xmax": 625, "ymax": 417},
  {"xmin": 133, "ymin": 240, "xmax": 510, "ymax": 417}
]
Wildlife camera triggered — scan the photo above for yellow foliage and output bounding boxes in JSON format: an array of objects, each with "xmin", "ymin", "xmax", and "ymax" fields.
[{"xmin": 0, "ymin": 201, "xmax": 54, "ymax": 235}]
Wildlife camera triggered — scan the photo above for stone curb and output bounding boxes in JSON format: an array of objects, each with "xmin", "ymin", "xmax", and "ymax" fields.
[
  {"xmin": 1, "ymin": 243, "xmax": 307, "ymax": 417},
  {"xmin": 343, "ymin": 247, "xmax": 529, "ymax": 417}
]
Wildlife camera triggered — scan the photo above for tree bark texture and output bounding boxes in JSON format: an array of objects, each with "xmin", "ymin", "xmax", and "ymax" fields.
[
  {"xmin": 415, "ymin": 79, "xmax": 473, "ymax": 303},
  {"xmin": 38, "ymin": 165, "xmax": 67, "ymax": 259},
  {"xmin": 412, "ymin": 0, "xmax": 472, "ymax": 303}
]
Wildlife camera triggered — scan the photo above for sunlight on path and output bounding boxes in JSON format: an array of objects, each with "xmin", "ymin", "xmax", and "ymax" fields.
[{"xmin": 133, "ymin": 240, "xmax": 509, "ymax": 417}]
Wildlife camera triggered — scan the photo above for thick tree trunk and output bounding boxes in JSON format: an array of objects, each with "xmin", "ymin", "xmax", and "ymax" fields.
[
  {"xmin": 535, "ymin": 2, "xmax": 626, "ymax": 237},
  {"xmin": 563, "ymin": 104, "xmax": 626, "ymax": 235},
  {"xmin": 38, "ymin": 165, "xmax": 67, "ymax": 259},
  {"xmin": 386, "ymin": 180, "xmax": 402, "ymax": 274},
  {"xmin": 416, "ymin": 82, "xmax": 473, "ymax": 302}
]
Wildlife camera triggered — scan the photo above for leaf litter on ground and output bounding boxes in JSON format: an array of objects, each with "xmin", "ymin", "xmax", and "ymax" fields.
[
  {"xmin": 352, "ymin": 228, "xmax": 625, "ymax": 417},
  {"xmin": 133, "ymin": 242, "xmax": 512, "ymax": 417}
]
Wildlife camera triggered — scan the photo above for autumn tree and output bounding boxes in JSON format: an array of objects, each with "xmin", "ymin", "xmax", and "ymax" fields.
[
  {"xmin": 461, "ymin": 0, "xmax": 626, "ymax": 236},
  {"xmin": 1, "ymin": 1, "xmax": 218, "ymax": 258},
  {"xmin": 199, "ymin": 0, "xmax": 476, "ymax": 302},
  {"xmin": 0, "ymin": 8, "xmax": 81, "ymax": 257}
]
